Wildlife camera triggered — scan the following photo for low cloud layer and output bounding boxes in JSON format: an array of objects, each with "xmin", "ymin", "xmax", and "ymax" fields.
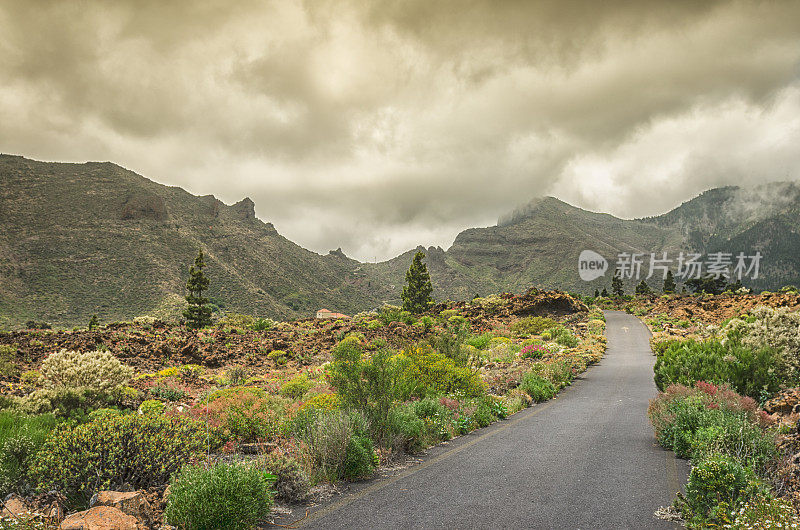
[{"xmin": 1, "ymin": 0, "xmax": 799, "ymax": 260}]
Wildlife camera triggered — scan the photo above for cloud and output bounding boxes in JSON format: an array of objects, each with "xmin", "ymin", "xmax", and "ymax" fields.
[{"xmin": 0, "ymin": 0, "xmax": 799, "ymax": 260}]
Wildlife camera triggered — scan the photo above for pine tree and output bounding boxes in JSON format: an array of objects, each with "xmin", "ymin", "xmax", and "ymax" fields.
[
  {"xmin": 663, "ymin": 270, "xmax": 676, "ymax": 294},
  {"xmin": 88, "ymin": 314, "xmax": 99, "ymax": 331},
  {"xmin": 594, "ymin": 289, "xmax": 600, "ymax": 298},
  {"xmin": 635, "ymin": 280, "xmax": 652, "ymax": 296},
  {"xmin": 601, "ymin": 287, "xmax": 609, "ymax": 297},
  {"xmin": 402, "ymin": 251, "xmax": 433, "ymax": 314},
  {"xmin": 183, "ymin": 250, "xmax": 212, "ymax": 329},
  {"xmin": 611, "ymin": 274, "xmax": 624, "ymax": 297}
]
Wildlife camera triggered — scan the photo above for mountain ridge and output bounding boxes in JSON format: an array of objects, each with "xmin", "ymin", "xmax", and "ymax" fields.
[{"xmin": 2, "ymin": 154, "xmax": 799, "ymax": 328}]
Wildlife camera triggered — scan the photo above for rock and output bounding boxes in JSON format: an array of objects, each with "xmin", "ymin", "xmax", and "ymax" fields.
[
  {"xmin": 60, "ymin": 506, "xmax": 141, "ymax": 530},
  {"xmin": 2, "ymin": 493, "xmax": 31, "ymax": 518},
  {"xmin": 89, "ymin": 491, "xmax": 153, "ymax": 527}
]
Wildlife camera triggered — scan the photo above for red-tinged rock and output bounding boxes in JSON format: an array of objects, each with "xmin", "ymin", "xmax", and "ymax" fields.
[
  {"xmin": 89, "ymin": 491, "xmax": 153, "ymax": 527},
  {"xmin": 60, "ymin": 506, "xmax": 142, "ymax": 530}
]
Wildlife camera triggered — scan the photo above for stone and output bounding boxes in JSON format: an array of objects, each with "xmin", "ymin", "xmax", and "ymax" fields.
[
  {"xmin": 60, "ymin": 506, "xmax": 141, "ymax": 530},
  {"xmin": 2, "ymin": 493, "xmax": 31, "ymax": 518},
  {"xmin": 89, "ymin": 491, "xmax": 153, "ymax": 527}
]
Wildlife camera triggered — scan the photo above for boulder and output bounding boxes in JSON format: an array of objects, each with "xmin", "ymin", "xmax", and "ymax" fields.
[
  {"xmin": 2, "ymin": 493, "xmax": 31, "ymax": 518},
  {"xmin": 60, "ymin": 506, "xmax": 141, "ymax": 530},
  {"xmin": 89, "ymin": 491, "xmax": 153, "ymax": 527}
]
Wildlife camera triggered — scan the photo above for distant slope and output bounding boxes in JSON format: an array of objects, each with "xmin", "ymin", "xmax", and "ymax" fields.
[
  {"xmin": 0, "ymin": 155, "xmax": 380, "ymax": 328},
  {"xmin": 2, "ymin": 153, "xmax": 798, "ymax": 329}
]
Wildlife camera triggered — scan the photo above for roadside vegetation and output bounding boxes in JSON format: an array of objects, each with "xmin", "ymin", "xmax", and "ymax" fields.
[
  {"xmin": 0, "ymin": 253, "xmax": 605, "ymax": 528},
  {"xmin": 627, "ymin": 288, "xmax": 800, "ymax": 528}
]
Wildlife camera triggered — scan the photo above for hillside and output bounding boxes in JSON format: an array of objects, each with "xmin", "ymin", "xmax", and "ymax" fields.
[
  {"xmin": 2, "ymin": 154, "xmax": 800, "ymax": 329},
  {"xmin": 0, "ymin": 155, "xmax": 382, "ymax": 328}
]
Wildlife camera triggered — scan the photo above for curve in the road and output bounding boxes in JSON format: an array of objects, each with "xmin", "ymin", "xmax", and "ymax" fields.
[{"xmin": 294, "ymin": 310, "xmax": 687, "ymax": 529}]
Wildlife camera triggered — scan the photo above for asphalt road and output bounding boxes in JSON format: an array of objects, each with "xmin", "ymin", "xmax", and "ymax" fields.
[{"xmin": 296, "ymin": 310, "xmax": 687, "ymax": 529}]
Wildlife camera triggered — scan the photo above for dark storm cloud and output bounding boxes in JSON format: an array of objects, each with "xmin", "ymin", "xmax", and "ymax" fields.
[{"xmin": 1, "ymin": 0, "xmax": 799, "ymax": 260}]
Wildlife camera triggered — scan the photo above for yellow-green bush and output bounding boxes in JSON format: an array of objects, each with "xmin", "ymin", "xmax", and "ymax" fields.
[
  {"xmin": 398, "ymin": 346, "xmax": 485, "ymax": 398},
  {"xmin": 280, "ymin": 374, "xmax": 312, "ymax": 400},
  {"xmin": 41, "ymin": 349, "xmax": 132, "ymax": 393},
  {"xmin": 32, "ymin": 414, "xmax": 211, "ymax": 506}
]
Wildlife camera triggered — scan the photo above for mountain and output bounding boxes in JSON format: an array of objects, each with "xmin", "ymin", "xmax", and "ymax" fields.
[
  {"xmin": 2, "ymin": 154, "xmax": 799, "ymax": 328},
  {"xmin": 0, "ymin": 155, "xmax": 383, "ymax": 328}
]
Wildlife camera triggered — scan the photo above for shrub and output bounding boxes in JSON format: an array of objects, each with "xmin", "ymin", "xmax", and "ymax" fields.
[
  {"xmin": 0, "ymin": 345, "xmax": 19, "ymax": 380},
  {"xmin": 149, "ymin": 385, "xmax": 186, "ymax": 402},
  {"xmin": 510, "ymin": 316, "xmax": 557, "ymax": 336},
  {"xmin": 724, "ymin": 306, "xmax": 800, "ymax": 376},
  {"xmin": 281, "ymin": 374, "xmax": 312, "ymax": 400},
  {"xmin": 261, "ymin": 452, "xmax": 311, "ymax": 503},
  {"xmin": 550, "ymin": 326, "xmax": 579, "ymax": 348},
  {"xmin": 138, "ymin": 399, "xmax": 165, "ymax": 415},
  {"xmin": 518, "ymin": 372, "xmax": 557, "ymax": 403},
  {"xmin": 225, "ymin": 365, "xmax": 249, "ymax": 386},
  {"xmin": 387, "ymin": 407, "xmax": 427, "ymax": 453},
  {"xmin": 291, "ymin": 409, "xmax": 368, "ymax": 481},
  {"xmin": 192, "ymin": 388, "xmax": 288, "ymax": 443},
  {"xmin": 328, "ymin": 337, "xmax": 407, "ymax": 441},
  {"xmin": 40, "ymin": 349, "xmax": 133, "ymax": 392},
  {"xmin": 0, "ymin": 412, "xmax": 56, "ymax": 496},
  {"xmin": 268, "ymin": 350, "xmax": 288, "ymax": 365},
  {"xmin": 465, "ymin": 333, "xmax": 493, "ymax": 350},
  {"xmin": 32, "ymin": 414, "xmax": 211, "ymax": 506},
  {"xmin": 729, "ymin": 493, "xmax": 800, "ymax": 528},
  {"xmin": 681, "ymin": 454, "xmax": 760, "ymax": 527},
  {"xmin": 164, "ymin": 463, "xmax": 275, "ymax": 530},
  {"xmin": 520, "ymin": 344, "xmax": 547, "ymax": 360},
  {"xmin": 398, "ymin": 346, "xmax": 485, "ymax": 400},
  {"xmin": 653, "ymin": 339, "xmax": 782, "ymax": 400},
  {"xmin": 648, "ymin": 383, "xmax": 775, "ymax": 472},
  {"xmin": 298, "ymin": 393, "xmax": 340, "ymax": 412},
  {"xmin": 342, "ymin": 435, "xmax": 376, "ymax": 480}
]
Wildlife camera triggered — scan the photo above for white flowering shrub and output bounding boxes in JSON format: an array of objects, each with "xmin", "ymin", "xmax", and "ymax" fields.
[
  {"xmin": 41, "ymin": 349, "xmax": 133, "ymax": 392},
  {"xmin": 723, "ymin": 306, "xmax": 800, "ymax": 375}
]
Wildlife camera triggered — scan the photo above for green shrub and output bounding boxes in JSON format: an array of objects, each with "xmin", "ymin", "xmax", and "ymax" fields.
[
  {"xmin": 550, "ymin": 326, "xmax": 579, "ymax": 348},
  {"xmin": 328, "ymin": 337, "xmax": 407, "ymax": 441},
  {"xmin": 387, "ymin": 406, "xmax": 427, "ymax": 453},
  {"xmin": 681, "ymin": 454, "xmax": 760, "ymax": 527},
  {"xmin": 32, "ymin": 414, "xmax": 212, "ymax": 506},
  {"xmin": 268, "ymin": 350, "xmax": 288, "ymax": 365},
  {"xmin": 149, "ymin": 385, "xmax": 187, "ymax": 402},
  {"xmin": 343, "ymin": 435, "xmax": 376, "ymax": 480},
  {"xmin": 465, "ymin": 333, "xmax": 494, "ymax": 350},
  {"xmin": 653, "ymin": 339, "xmax": 782, "ymax": 400},
  {"xmin": 518, "ymin": 372, "xmax": 557, "ymax": 402},
  {"xmin": 0, "ymin": 345, "xmax": 19, "ymax": 380},
  {"xmin": 280, "ymin": 374, "xmax": 312, "ymax": 400},
  {"xmin": 398, "ymin": 346, "xmax": 485, "ymax": 399},
  {"xmin": 138, "ymin": 399, "xmax": 165, "ymax": 415},
  {"xmin": 164, "ymin": 463, "xmax": 275, "ymax": 530},
  {"xmin": 0, "ymin": 412, "xmax": 56, "ymax": 496},
  {"xmin": 261, "ymin": 453, "xmax": 310, "ymax": 503},
  {"xmin": 510, "ymin": 316, "xmax": 557, "ymax": 336},
  {"xmin": 291, "ymin": 409, "xmax": 368, "ymax": 481},
  {"xmin": 648, "ymin": 383, "xmax": 775, "ymax": 472}
]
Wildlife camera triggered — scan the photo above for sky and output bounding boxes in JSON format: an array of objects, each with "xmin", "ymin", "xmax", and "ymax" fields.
[{"xmin": 1, "ymin": 0, "xmax": 799, "ymax": 261}]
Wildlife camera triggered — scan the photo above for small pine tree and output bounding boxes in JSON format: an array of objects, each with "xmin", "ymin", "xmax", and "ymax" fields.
[
  {"xmin": 662, "ymin": 270, "xmax": 676, "ymax": 294},
  {"xmin": 88, "ymin": 314, "xmax": 99, "ymax": 331},
  {"xmin": 611, "ymin": 274, "xmax": 624, "ymax": 297},
  {"xmin": 601, "ymin": 287, "xmax": 609, "ymax": 297},
  {"xmin": 402, "ymin": 251, "xmax": 433, "ymax": 314},
  {"xmin": 183, "ymin": 250, "xmax": 212, "ymax": 329},
  {"xmin": 635, "ymin": 280, "xmax": 652, "ymax": 296},
  {"xmin": 593, "ymin": 289, "xmax": 600, "ymax": 298}
]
